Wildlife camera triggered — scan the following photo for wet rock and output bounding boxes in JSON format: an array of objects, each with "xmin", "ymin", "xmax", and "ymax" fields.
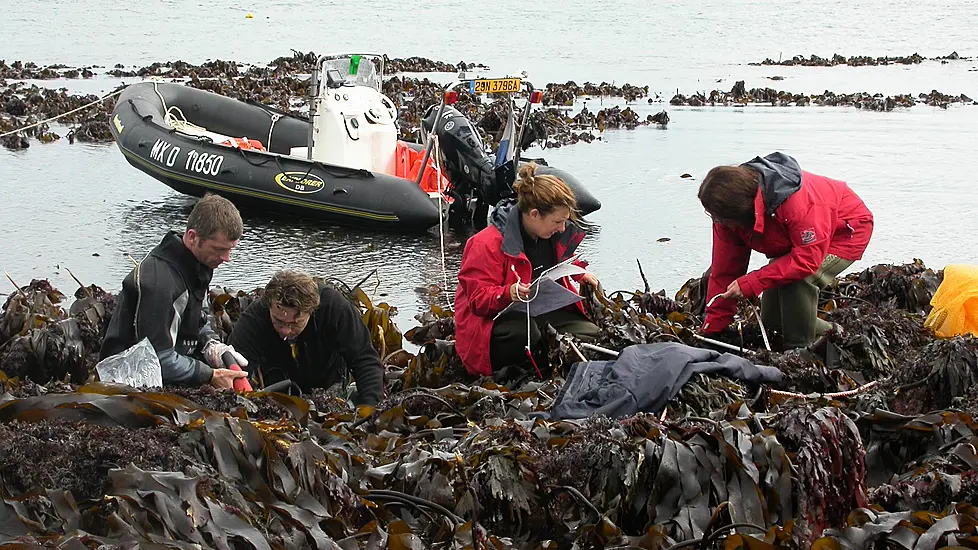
[
  {"xmin": 385, "ymin": 56, "xmax": 487, "ymax": 73},
  {"xmin": 669, "ymin": 81, "xmax": 970, "ymax": 110},
  {"xmin": 595, "ymin": 105, "xmax": 644, "ymax": 130},
  {"xmin": 3, "ymin": 94, "xmax": 28, "ymax": 117},
  {"xmin": 1, "ymin": 133, "xmax": 29, "ymax": 149},
  {"xmin": 73, "ymin": 117, "xmax": 113, "ymax": 142},
  {"xmin": 730, "ymin": 80, "xmax": 747, "ymax": 100},
  {"xmin": 749, "ymin": 52, "xmax": 930, "ymax": 67},
  {"xmin": 649, "ymin": 110, "xmax": 669, "ymax": 126},
  {"xmin": 0, "ymin": 60, "xmax": 97, "ymax": 80},
  {"xmin": 543, "ymin": 81, "xmax": 649, "ymax": 106}
]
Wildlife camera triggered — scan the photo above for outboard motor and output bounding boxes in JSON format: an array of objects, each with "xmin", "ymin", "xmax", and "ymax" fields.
[{"xmin": 422, "ymin": 105, "xmax": 501, "ymax": 228}]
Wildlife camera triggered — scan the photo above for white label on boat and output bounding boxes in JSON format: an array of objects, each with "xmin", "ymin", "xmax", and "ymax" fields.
[
  {"xmin": 150, "ymin": 139, "xmax": 180, "ymax": 168},
  {"xmin": 185, "ymin": 150, "xmax": 225, "ymax": 177}
]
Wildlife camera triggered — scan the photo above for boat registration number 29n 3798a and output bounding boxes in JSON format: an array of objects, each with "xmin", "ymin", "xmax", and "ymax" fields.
[
  {"xmin": 471, "ymin": 78, "xmax": 522, "ymax": 94},
  {"xmin": 149, "ymin": 139, "xmax": 224, "ymax": 177}
]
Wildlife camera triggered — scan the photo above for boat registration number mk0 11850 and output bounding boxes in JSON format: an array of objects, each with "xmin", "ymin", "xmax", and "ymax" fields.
[
  {"xmin": 471, "ymin": 78, "xmax": 522, "ymax": 94},
  {"xmin": 149, "ymin": 139, "xmax": 224, "ymax": 177}
]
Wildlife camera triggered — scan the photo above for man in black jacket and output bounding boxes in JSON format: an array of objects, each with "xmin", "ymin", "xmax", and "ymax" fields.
[
  {"xmin": 100, "ymin": 194, "xmax": 250, "ymax": 388},
  {"xmin": 228, "ymin": 270, "xmax": 385, "ymax": 405}
]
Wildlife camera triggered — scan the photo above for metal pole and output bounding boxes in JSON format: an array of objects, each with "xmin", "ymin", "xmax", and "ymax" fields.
[
  {"xmin": 512, "ymin": 83, "xmax": 535, "ymax": 163},
  {"xmin": 307, "ymin": 64, "xmax": 319, "ymax": 161},
  {"xmin": 748, "ymin": 302, "xmax": 772, "ymax": 351},
  {"xmin": 414, "ymin": 90, "xmax": 448, "ymax": 187},
  {"xmin": 580, "ymin": 342, "xmax": 620, "ymax": 358},
  {"xmin": 692, "ymin": 333, "xmax": 744, "ymax": 354}
]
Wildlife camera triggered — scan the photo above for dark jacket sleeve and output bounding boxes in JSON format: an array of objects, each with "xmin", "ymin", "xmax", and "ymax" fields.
[
  {"xmin": 227, "ymin": 303, "xmax": 267, "ymax": 378},
  {"xmin": 134, "ymin": 260, "xmax": 213, "ymax": 385},
  {"xmin": 321, "ymin": 288, "xmax": 385, "ymax": 406}
]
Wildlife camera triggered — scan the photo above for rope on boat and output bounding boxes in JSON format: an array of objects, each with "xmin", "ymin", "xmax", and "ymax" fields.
[
  {"xmin": 152, "ymin": 79, "xmax": 202, "ymax": 136},
  {"xmin": 0, "ymin": 87, "xmax": 125, "ymax": 138},
  {"xmin": 433, "ymin": 135, "xmax": 449, "ymax": 294}
]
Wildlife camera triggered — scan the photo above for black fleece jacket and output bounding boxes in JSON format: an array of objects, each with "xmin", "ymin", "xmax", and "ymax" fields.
[{"xmin": 228, "ymin": 285, "xmax": 385, "ymax": 405}]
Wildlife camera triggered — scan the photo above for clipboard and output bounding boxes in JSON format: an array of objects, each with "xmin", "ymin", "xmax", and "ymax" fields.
[{"xmin": 494, "ymin": 255, "xmax": 586, "ymax": 320}]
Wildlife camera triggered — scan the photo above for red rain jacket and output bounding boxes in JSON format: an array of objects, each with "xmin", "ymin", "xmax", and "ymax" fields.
[
  {"xmin": 703, "ymin": 153, "xmax": 874, "ymax": 333},
  {"xmin": 454, "ymin": 200, "xmax": 587, "ymax": 376}
]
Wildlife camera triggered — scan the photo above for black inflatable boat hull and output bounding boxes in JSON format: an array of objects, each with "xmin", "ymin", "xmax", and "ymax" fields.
[
  {"xmin": 110, "ymin": 82, "xmax": 599, "ymax": 231},
  {"xmin": 111, "ymin": 82, "xmax": 443, "ymax": 231}
]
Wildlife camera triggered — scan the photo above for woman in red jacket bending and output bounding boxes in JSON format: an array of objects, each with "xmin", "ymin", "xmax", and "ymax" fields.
[
  {"xmin": 454, "ymin": 163, "xmax": 600, "ymax": 377},
  {"xmin": 698, "ymin": 152, "xmax": 874, "ymax": 349}
]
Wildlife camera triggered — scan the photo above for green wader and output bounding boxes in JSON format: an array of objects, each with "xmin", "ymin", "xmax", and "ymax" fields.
[
  {"xmin": 489, "ymin": 308, "xmax": 600, "ymax": 371},
  {"xmin": 760, "ymin": 254, "xmax": 853, "ymax": 349}
]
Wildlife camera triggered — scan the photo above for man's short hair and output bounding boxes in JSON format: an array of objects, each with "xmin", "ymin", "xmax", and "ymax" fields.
[
  {"xmin": 263, "ymin": 270, "xmax": 321, "ymax": 313},
  {"xmin": 187, "ymin": 193, "xmax": 243, "ymax": 241}
]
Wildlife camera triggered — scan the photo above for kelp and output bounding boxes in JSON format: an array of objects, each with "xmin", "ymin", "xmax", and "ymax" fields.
[
  {"xmin": 828, "ymin": 259, "xmax": 943, "ymax": 315},
  {"xmin": 813, "ymin": 503, "xmax": 978, "ymax": 550},
  {"xmin": 2, "ymin": 260, "xmax": 978, "ymax": 549},
  {"xmin": 888, "ymin": 336, "xmax": 978, "ymax": 415},
  {"xmin": 0, "ymin": 279, "xmax": 110, "ymax": 385}
]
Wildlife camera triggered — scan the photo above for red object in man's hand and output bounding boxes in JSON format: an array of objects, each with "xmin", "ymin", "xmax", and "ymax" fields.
[{"xmin": 221, "ymin": 351, "xmax": 254, "ymax": 392}]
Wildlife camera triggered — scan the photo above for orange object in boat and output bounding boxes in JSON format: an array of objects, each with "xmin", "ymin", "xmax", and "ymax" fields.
[
  {"xmin": 395, "ymin": 141, "xmax": 450, "ymax": 195},
  {"xmin": 222, "ymin": 136, "xmax": 266, "ymax": 151}
]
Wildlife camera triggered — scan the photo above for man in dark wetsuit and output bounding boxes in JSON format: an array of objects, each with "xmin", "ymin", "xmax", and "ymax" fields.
[
  {"xmin": 228, "ymin": 270, "xmax": 385, "ymax": 406},
  {"xmin": 100, "ymin": 194, "xmax": 250, "ymax": 388}
]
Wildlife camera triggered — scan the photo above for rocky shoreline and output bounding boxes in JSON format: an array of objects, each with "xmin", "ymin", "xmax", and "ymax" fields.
[
  {"xmin": 3, "ymin": 50, "xmax": 975, "ymax": 151},
  {"xmin": 1, "ymin": 259, "xmax": 977, "ymax": 548}
]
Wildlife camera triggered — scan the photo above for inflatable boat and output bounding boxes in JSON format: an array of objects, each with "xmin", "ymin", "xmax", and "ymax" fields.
[{"xmin": 109, "ymin": 54, "xmax": 600, "ymax": 232}]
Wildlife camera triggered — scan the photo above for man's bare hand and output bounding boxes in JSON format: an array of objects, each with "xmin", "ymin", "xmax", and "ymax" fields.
[{"xmin": 210, "ymin": 368, "xmax": 249, "ymax": 389}]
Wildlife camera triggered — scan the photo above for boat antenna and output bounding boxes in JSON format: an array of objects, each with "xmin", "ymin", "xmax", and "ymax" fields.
[{"xmin": 307, "ymin": 59, "xmax": 319, "ymax": 161}]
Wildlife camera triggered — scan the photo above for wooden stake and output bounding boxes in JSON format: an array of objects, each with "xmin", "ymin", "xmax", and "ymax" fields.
[
  {"xmin": 4, "ymin": 271, "xmax": 24, "ymax": 296},
  {"xmin": 567, "ymin": 340, "xmax": 588, "ymax": 363},
  {"xmin": 636, "ymin": 259, "xmax": 650, "ymax": 294},
  {"xmin": 64, "ymin": 267, "xmax": 92, "ymax": 298}
]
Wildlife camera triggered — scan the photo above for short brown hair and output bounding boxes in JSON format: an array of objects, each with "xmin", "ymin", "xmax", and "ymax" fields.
[
  {"xmin": 263, "ymin": 270, "xmax": 321, "ymax": 313},
  {"xmin": 698, "ymin": 166, "xmax": 758, "ymax": 228},
  {"xmin": 512, "ymin": 162, "xmax": 579, "ymax": 220},
  {"xmin": 187, "ymin": 193, "xmax": 243, "ymax": 240}
]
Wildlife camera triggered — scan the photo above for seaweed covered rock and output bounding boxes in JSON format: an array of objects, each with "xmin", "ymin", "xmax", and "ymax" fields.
[
  {"xmin": 859, "ymin": 409, "xmax": 978, "ymax": 513},
  {"xmin": 830, "ymin": 259, "xmax": 943, "ymax": 314},
  {"xmin": 0, "ymin": 279, "xmax": 113, "ymax": 384},
  {"xmin": 772, "ymin": 405, "xmax": 868, "ymax": 542},
  {"xmin": 889, "ymin": 336, "xmax": 978, "ymax": 415},
  {"xmin": 0, "ymin": 418, "xmax": 189, "ymax": 500}
]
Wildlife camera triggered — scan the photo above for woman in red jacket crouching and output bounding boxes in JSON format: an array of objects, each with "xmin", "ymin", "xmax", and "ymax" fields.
[
  {"xmin": 699, "ymin": 152, "xmax": 874, "ymax": 349},
  {"xmin": 454, "ymin": 163, "xmax": 600, "ymax": 377}
]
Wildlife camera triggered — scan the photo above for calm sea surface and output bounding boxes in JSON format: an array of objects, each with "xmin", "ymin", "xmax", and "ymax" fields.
[{"xmin": 2, "ymin": 0, "xmax": 977, "ymax": 328}]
